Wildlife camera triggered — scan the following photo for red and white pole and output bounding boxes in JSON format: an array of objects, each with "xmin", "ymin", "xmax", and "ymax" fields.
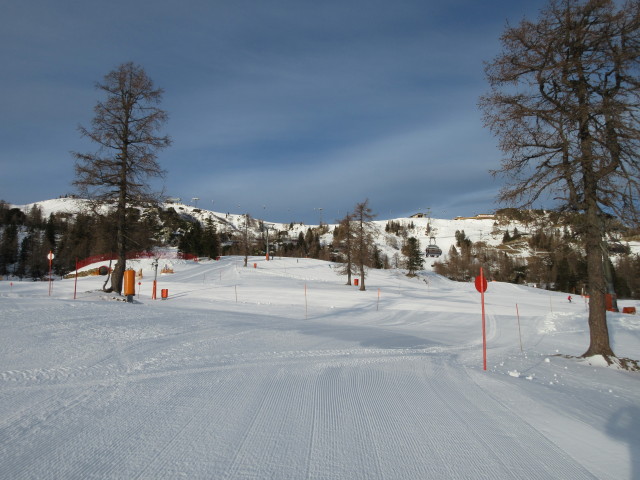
[
  {"xmin": 475, "ymin": 267, "xmax": 488, "ymax": 371},
  {"xmin": 481, "ymin": 267, "xmax": 487, "ymax": 371}
]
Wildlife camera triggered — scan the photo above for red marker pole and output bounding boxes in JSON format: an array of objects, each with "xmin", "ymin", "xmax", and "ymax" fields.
[
  {"xmin": 475, "ymin": 267, "xmax": 488, "ymax": 371},
  {"xmin": 481, "ymin": 268, "xmax": 487, "ymax": 370}
]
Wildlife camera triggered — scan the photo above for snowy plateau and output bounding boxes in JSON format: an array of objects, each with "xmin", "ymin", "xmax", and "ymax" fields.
[{"xmin": 1, "ymin": 199, "xmax": 639, "ymax": 479}]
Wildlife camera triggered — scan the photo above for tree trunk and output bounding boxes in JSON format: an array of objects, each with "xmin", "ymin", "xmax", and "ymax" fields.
[
  {"xmin": 110, "ymin": 259, "xmax": 125, "ymax": 295},
  {"xmin": 102, "ymin": 258, "xmax": 113, "ymax": 291},
  {"xmin": 108, "ymin": 169, "xmax": 128, "ymax": 294},
  {"xmin": 602, "ymin": 244, "xmax": 619, "ymax": 312},
  {"xmin": 109, "ymin": 211, "xmax": 126, "ymax": 294},
  {"xmin": 582, "ymin": 207, "xmax": 615, "ymax": 358}
]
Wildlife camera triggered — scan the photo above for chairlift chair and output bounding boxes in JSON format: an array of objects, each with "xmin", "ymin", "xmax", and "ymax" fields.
[{"xmin": 425, "ymin": 236, "xmax": 442, "ymax": 257}]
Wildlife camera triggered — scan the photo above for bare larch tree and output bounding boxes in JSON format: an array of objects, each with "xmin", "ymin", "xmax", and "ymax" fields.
[
  {"xmin": 334, "ymin": 213, "xmax": 356, "ymax": 285},
  {"xmin": 352, "ymin": 199, "xmax": 377, "ymax": 291},
  {"xmin": 73, "ymin": 62, "xmax": 171, "ymax": 294},
  {"xmin": 480, "ymin": 0, "xmax": 640, "ymax": 360}
]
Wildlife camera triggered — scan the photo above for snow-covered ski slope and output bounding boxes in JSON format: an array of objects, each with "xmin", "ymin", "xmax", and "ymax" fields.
[{"xmin": 1, "ymin": 256, "xmax": 639, "ymax": 479}]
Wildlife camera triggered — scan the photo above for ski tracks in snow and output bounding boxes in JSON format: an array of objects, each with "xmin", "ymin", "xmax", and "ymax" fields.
[
  {"xmin": 0, "ymin": 290, "xmax": 602, "ymax": 479},
  {"xmin": 0, "ymin": 345, "xmax": 599, "ymax": 479}
]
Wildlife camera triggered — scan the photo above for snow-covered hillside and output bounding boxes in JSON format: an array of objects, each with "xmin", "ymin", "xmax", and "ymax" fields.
[
  {"xmin": 1, "ymin": 256, "xmax": 639, "ymax": 479},
  {"xmin": 18, "ymin": 198, "xmax": 640, "ymax": 272},
  {"xmin": 11, "ymin": 199, "xmax": 506, "ymax": 246}
]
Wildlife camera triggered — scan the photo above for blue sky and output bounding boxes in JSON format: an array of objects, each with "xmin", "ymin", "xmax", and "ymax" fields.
[{"xmin": 0, "ymin": 0, "xmax": 550, "ymax": 224}]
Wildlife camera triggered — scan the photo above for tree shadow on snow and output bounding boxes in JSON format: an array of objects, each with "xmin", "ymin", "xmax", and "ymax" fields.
[
  {"xmin": 293, "ymin": 321, "xmax": 442, "ymax": 350},
  {"xmin": 606, "ymin": 405, "xmax": 640, "ymax": 480}
]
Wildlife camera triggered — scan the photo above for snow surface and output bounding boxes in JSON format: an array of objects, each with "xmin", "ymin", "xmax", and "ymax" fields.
[{"xmin": 1, "ymin": 255, "xmax": 639, "ymax": 479}]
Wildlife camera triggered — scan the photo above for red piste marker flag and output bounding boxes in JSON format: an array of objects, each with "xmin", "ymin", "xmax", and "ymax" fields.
[{"xmin": 475, "ymin": 267, "xmax": 488, "ymax": 370}]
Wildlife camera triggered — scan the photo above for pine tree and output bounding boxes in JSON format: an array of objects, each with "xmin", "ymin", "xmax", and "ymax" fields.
[
  {"xmin": 178, "ymin": 222, "xmax": 203, "ymax": 255},
  {"xmin": 403, "ymin": 237, "xmax": 424, "ymax": 276},
  {"xmin": 202, "ymin": 219, "xmax": 220, "ymax": 259},
  {"xmin": 0, "ymin": 223, "xmax": 19, "ymax": 275}
]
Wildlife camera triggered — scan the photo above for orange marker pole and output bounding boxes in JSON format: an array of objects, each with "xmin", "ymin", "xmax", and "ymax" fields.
[{"xmin": 481, "ymin": 268, "xmax": 487, "ymax": 370}]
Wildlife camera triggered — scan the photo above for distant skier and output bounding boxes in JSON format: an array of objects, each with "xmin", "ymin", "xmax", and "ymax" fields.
[{"xmin": 568, "ymin": 295, "xmax": 572, "ymax": 303}]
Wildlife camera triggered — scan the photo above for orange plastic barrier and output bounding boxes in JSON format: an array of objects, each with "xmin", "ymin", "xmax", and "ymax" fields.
[{"xmin": 123, "ymin": 270, "xmax": 136, "ymax": 296}]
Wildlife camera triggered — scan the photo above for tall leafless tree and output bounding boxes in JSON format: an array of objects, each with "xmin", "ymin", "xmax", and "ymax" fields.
[
  {"xmin": 480, "ymin": 0, "xmax": 640, "ymax": 360},
  {"xmin": 334, "ymin": 213, "xmax": 356, "ymax": 285},
  {"xmin": 73, "ymin": 62, "xmax": 171, "ymax": 294},
  {"xmin": 352, "ymin": 199, "xmax": 377, "ymax": 291}
]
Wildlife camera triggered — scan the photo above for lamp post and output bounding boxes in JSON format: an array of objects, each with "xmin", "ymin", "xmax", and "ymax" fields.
[
  {"xmin": 151, "ymin": 258, "xmax": 159, "ymax": 299},
  {"xmin": 243, "ymin": 213, "xmax": 249, "ymax": 267},
  {"xmin": 47, "ymin": 251, "xmax": 54, "ymax": 296},
  {"xmin": 264, "ymin": 223, "xmax": 274, "ymax": 260}
]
